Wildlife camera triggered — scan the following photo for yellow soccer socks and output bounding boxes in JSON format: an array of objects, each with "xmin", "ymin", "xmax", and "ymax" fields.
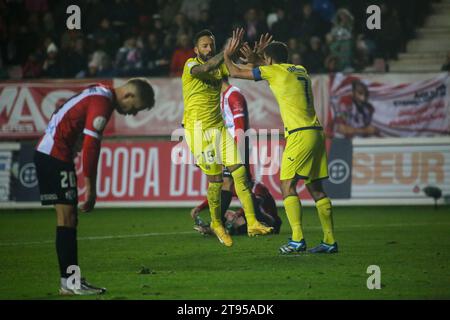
[
  {"xmin": 207, "ymin": 181, "xmax": 223, "ymax": 227},
  {"xmin": 207, "ymin": 181, "xmax": 233, "ymax": 247},
  {"xmin": 316, "ymin": 197, "xmax": 335, "ymax": 245},
  {"xmin": 230, "ymin": 166, "xmax": 257, "ymax": 226},
  {"xmin": 283, "ymin": 195, "xmax": 304, "ymax": 242}
]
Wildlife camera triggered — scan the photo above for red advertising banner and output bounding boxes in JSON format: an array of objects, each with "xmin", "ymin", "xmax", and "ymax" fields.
[
  {"xmin": 75, "ymin": 140, "xmax": 313, "ymax": 204},
  {"xmin": 0, "ymin": 80, "xmax": 114, "ymax": 139}
]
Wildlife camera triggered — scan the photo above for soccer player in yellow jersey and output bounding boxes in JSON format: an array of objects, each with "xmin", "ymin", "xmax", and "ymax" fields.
[
  {"xmin": 224, "ymin": 29, "xmax": 338, "ymax": 254},
  {"xmin": 182, "ymin": 29, "xmax": 273, "ymax": 247}
]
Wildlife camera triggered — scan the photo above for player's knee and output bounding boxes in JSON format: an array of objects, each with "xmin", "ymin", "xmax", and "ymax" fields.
[
  {"xmin": 311, "ymin": 191, "xmax": 327, "ymax": 202},
  {"xmin": 227, "ymin": 164, "xmax": 242, "ymax": 173},
  {"xmin": 222, "ymin": 178, "xmax": 233, "ymax": 191},
  {"xmin": 280, "ymin": 180, "xmax": 296, "ymax": 198},
  {"xmin": 57, "ymin": 214, "xmax": 77, "ymax": 227},
  {"xmin": 207, "ymin": 174, "xmax": 223, "ymax": 183},
  {"xmin": 56, "ymin": 205, "xmax": 77, "ymax": 227}
]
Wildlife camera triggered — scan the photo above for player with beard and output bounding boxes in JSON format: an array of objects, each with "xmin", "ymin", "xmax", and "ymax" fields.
[{"xmin": 181, "ymin": 29, "xmax": 273, "ymax": 247}]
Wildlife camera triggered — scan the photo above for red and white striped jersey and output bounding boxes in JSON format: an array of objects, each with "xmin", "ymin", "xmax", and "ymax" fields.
[
  {"xmin": 220, "ymin": 85, "xmax": 249, "ymax": 140},
  {"xmin": 36, "ymin": 85, "xmax": 114, "ymax": 178}
]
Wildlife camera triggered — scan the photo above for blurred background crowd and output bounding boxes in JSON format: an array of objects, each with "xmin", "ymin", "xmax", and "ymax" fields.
[{"xmin": 0, "ymin": 0, "xmax": 435, "ymax": 79}]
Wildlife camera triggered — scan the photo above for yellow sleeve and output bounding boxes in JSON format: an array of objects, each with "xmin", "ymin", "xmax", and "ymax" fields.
[
  {"xmin": 260, "ymin": 65, "xmax": 272, "ymax": 80},
  {"xmin": 220, "ymin": 62, "xmax": 230, "ymax": 77},
  {"xmin": 184, "ymin": 59, "xmax": 200, "ymax": 78},
  {"xmin": 253, "ymin": 65, "xmax": 272, "ymax": 82}
]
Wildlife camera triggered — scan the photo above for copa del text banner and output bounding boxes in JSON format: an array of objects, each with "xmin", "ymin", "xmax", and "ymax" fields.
[{"xmin": 73, "ymin": 140, "xmax": 315, "ymax": 204}]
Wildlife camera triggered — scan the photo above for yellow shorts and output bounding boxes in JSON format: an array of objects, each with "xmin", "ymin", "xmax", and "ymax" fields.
[
  {"xmin": 280, "ymin": 129, "xmax": 329, "ymax": 183},
  {"xmin": 185, "ymin": 125, "xmax": 242, "ymax": 176}
]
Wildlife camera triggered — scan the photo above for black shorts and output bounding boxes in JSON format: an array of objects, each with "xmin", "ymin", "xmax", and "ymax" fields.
[
  {"xmin": 223, "ymin": 167, "xmax": 232, "ymax": 178},
  {"xmin": 34, "ymin": 151, "xmax": 78, "ymax": 206}
]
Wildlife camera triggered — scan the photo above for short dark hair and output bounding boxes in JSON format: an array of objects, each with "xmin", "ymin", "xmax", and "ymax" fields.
[
  {"xmin": 127, "ymin": 78, "xmax": 155, "ymax": 110},
  {"xmin": 194, "ymin": 29, "xmax": 215, "ymax": 46},
  {"xmin": 352, "ymin": 80, "xmax": 368, "ymax": 95},
  {"xmin": 263, "ymin": 41, "xmax": 289, "ymax": 63}
]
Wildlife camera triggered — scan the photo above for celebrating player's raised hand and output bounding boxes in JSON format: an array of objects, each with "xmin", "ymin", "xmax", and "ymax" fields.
[
  {"xmin": 225, "ymin": 28, "xmax": 245, "ymax": 58},
  {"xmin": 240, "ymin": 42, "xmax": 263, "ymax": 65},
  {"xmin": 255, "ymin": 33, "xmax": 273, "ymax": 56}
]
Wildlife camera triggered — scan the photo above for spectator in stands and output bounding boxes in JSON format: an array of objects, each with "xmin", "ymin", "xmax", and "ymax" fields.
[
  {"xmin": 290, "ymin": 52, "xmax": 302, "ymax": 66},
  {"xmin": 287, "ymin": 37, "xmax": 304, "ymax": 58},
  {"xmin": 165, "ymin": 13, "xmax": 193, "ymax": 50},
  {"xmin": 328, "ymin": 8, "xmax": 354, "ymax": 71},
  {"xmin": 195, "ymin": 9, "xmax": 213, "ymax": 34},
  {"xmin": 324, "ymin": 54, "xmax": 339, "ymax": 73},
  {"xmin": 109, "ymin": 0, "xmax": 139, "ymax": 36},
  {"xmin": 180, "ymin": 0, "xmax": 210, "ymax": 23},
  {"xmin": 22, "ymin": 52, "xmax": 42, "ymax": 78},
  {"xmin": 60, "ymin": 37, "xmax": 88, "ymax": 78},
  {"xmin": 303, "ymin": 36, "xmax": 326, "ymax": 74},
  {"xmin": 243, "ymin": 8, "xmax": 268, "ymax": 44},
  {"xmin": 312, "ymin": 0, "xmax": 336, "ymax": 26},
  {"xmin": 42, "ymin": 12, "xmax": 55, "ymax": 35},
  {"xmin": 442, "ymin": 52, "xmax": 450, "ymax": 72},
  {"xmin": 83, "ymin": 0, "xmax": 108, "ymax": 34},
  {"xmin": 0, "ymin": 0, "xmax": 437, "ymax": 79},
  {"xmin": 42, "ymin": 42, "xmax": 61, "ymax": 78},
  {"xmin": 353, "ymin": 34, "xmax": 371, "ymax": 72},
  {"xmin": 96, "ymin": 54, "xmax": 116, "ymax": 78},
  {"xmin": 142, "ymin": 32, "xmax": 170, "ymax": 76},
  {"xmin": 115, "ymin": 36, "xmax": 144, "ymax": 76},
  {"xmin": 293, "ymin": 3, "xmax": 323, "ymax": 44},
  {"xmin": 159, "ymin": 0, "xmax": 182, "ymax": 27},
  {"xmin": 151, "ymin": 14, "xmax": 168, "ymax": 47},
  {"xmin": 94, "ymin": 18, "xmax": 120, "ymax": 57},
  {"xmin": 270, "ymin": 7, "xmax": 290, "ymax": 42},
  {"xmin": 84, "ymin": 60, "xmax": 99, "ymax": 78},
  {"xmin": 170, "ymin": 33, "xmax": 194, "ymax": 76},
  {"xmin": 77, "ymin": 49, "xmax": 113, "ymax": 78},
  {"xmin": 135, "ymin": 15, "xmax": 152, "ymax": 44}
]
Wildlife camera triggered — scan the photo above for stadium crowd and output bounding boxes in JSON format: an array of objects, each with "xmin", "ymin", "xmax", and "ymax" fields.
[{"xmin": 0, "ymin": 0, "xmax": 432, "ymax": 79}]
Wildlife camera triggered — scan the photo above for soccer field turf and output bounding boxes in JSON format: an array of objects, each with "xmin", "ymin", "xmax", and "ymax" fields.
[{"xmin": 0, "ymin": 206, "xmax": 449, "ymax": 300}]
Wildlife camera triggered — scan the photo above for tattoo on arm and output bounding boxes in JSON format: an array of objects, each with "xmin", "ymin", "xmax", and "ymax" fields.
[{"xmin": 191, "ymin": 52, "xmax": 224, "ymax": 75}]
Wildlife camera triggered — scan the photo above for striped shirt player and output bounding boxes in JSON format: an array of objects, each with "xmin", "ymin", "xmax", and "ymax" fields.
[
  {"xmin": 33, "ymin": 79, "xmax": 154, "ymax": 296},
  {"xmin": 220, "ymin": 81, "xmax": 251, "ymax": 180},
  {"xmin": 35, "ymin": 85, "xmax": 114, "ymax": 207},
  {"xmin": 221, "ymin": 83, "xmax": 249, "ymax": 142}
]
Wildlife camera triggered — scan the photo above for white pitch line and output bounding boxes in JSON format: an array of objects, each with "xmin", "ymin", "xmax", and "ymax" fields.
[
  {"xmin": 0, "ymin": 222, "xmax": 448, "ymax": 248},
  {"xmin": 0, "ymin": 231, "xmax": 195, "ymax": 247}
]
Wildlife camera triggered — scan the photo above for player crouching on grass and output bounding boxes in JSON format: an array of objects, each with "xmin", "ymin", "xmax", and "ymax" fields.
[
  {"xmin": 34, "ymin": 79, "xmax": 155, "ymax": 295},
  {"xmin": 223, "ymin": 29, "xmax": 338, "ymax": 254},
  {"xmin": 191, "ymin": 180, "xmax": 282, "ymax": 236}
]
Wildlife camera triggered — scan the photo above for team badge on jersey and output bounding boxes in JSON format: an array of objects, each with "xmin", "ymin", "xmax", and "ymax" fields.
[{"xmin": 93, "ymin": 116, "xmax": 107, "ymax": 131}]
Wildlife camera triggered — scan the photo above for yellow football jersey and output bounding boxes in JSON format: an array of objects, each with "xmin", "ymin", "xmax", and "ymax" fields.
[
  {"xmin": 182, "ymin": 57, "xmax": 229, "ymax": 129},
  {"xmin": 253, "ymin": 64, "xmax": 321, "ymax": 136}
]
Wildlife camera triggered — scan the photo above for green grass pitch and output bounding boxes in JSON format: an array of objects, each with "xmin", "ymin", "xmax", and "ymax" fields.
[{"xmin": 0, "ymin": 205, "xmax": 449, "ymax": 300}]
